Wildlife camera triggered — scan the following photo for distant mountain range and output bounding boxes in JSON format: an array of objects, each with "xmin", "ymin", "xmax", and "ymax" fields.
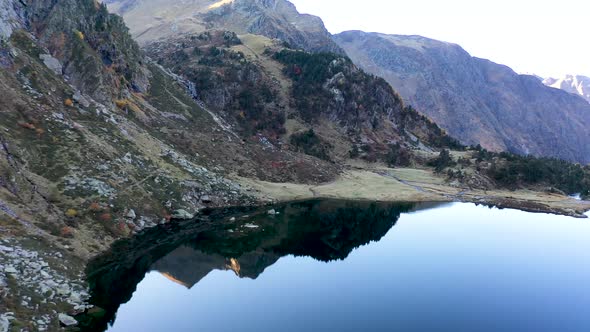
[
  {"xmin": 334, "ymin": 31, "xmax": 590, "ymax": 163},
  {"xmin": 543, "ymin": 75, "xmax": 590, "ymax": 104}
]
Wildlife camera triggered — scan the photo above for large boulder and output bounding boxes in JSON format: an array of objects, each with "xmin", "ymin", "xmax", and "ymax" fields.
[{"xmin": 171, "ymin": 209, "xmax": 195, "ymax": 220}]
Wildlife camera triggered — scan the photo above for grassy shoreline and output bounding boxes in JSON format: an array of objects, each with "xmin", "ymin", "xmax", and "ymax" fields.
[{"xmin": 236, "ymin": 167, "xmax": 590, "ymax": 218}]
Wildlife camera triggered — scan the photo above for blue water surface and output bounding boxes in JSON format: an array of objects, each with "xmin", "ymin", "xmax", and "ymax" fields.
[{"xmin": 106, "ymin": 202, "xmax": 590, "ymax": 332}]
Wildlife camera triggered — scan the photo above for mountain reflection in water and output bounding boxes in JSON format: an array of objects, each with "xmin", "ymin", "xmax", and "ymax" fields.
[{"xmin": 79, "ymin": 200, "xmax": 427, "ymax": 331}]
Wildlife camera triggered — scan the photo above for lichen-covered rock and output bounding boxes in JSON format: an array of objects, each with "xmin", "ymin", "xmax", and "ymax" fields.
[{"xmin": 39, "ymin": 54, "xmax": 63, "ymax": 75}]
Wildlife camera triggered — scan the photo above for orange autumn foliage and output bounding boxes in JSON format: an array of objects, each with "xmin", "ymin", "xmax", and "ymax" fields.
[
  {"xmin": 74, "ymin": 30, "xmax": 84, "ymax": 41},
  {"xmin": 60, "ymin": 226, "xmax": 75, "ymax": 238},
  {"xmin": 35, "ymin": 128, "xmax": 45, "ymax": 138},
  {"xmin": 89, "ymin": 202, "xmax": 102, "ymax": 212},
  {"xmin": 18, "ymin": 122, "xmax": 36, "ymax": 130},
  {"xmin": 99, "ymin": 213, "xmax": 112, "ymax": 222},
  {"xmin": 115, "ymin": 99, "xmax": 128, "ymax": 109}
]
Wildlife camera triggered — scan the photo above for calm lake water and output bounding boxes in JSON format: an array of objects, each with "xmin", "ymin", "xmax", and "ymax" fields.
[{"xmin": 80, "ymin": 200, "xmax": 590, "ymax": 332}]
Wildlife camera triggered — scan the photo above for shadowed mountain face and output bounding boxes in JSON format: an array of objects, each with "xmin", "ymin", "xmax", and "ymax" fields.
[
  {"xmin": 334, "ymin": 31, "xmax": 590, "ymax": 164},
  {"xmin": 78, "ymin": 200, "xmax": 423, "ymax": 331},
  {"xmin": 103, "ymin": 0, "xmax": 344, "ymax": 54}
]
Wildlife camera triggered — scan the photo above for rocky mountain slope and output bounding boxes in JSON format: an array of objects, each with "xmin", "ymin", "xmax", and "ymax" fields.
[
  {"xmin": 0, "ymin": 0, "xmax": 351, "ymax": 327},
  {"xmin": 0, "ymin": 0, "xmax": 457, "ymax": 315},
  {"xmin": 334, "ymin": 31, "xmax": 590, "ymax": 164},
  {"xmin": 543, "ymin": 75, "xmax": 590, "ymax": 104},
  {"xmin": 0, "ymin": 0, "xmax": 584, "ymax": 260},
  {"xmin": 1, "ymin": 1, "xmax": 590, "ymax": 329},
  {"xmin": 103, "ymin": 0, "xmax": 343, "ymax": 54},
  {"xmin": 144, "ymin": 31, "xmax": 460, "ymax": 164},
  {"xmin": 2, "ymin": 0, "xmax": 369, "ymax": 257}
]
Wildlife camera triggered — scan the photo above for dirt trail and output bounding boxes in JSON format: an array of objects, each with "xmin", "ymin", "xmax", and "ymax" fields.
[{"xmin": 375, "ymin": 170, "xmax": 428, "ymax": 193}]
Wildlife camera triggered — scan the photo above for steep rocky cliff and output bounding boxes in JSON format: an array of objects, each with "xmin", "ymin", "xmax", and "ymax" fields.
[
  {"xmin": 334, "ymin": 31, "xmax": 590, "ymax": 164},
  {"xmin": 103, "ymin": 0, "xmax": 344, "ymax": 54}
]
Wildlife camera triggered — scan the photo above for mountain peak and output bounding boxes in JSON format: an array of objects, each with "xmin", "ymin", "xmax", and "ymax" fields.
[
  {"xmin": 543, "ymin": 74, "xmax": 590, "ymax": 104},
  {"xmin": 105, "ymin": 0, "xmax": 344, "ymax": 54}
]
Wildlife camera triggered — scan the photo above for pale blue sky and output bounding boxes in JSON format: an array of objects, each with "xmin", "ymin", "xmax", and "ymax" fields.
[{"xmin": 290, "ymin": 0, "xmax": 589, "ymax": 78}]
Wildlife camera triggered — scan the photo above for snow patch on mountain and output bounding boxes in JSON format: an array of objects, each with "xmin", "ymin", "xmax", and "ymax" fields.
[{"xmin": 543, "ymin": 75, "xmax": 590, "ymax": 104}]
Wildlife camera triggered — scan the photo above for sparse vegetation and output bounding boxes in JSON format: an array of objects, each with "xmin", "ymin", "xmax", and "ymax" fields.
[
  {"xmin": 149, "ymin": 32, "xmax": 285, "ymax": 137},
  {"xmin": 400, "ymin": 106, "xmax": 464, "ymax": 150}
]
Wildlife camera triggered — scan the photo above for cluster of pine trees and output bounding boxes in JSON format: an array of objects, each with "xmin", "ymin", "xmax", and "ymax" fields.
[{"xmin": 474, "ymin": 146, "xmax": 590, "ymax": 197}]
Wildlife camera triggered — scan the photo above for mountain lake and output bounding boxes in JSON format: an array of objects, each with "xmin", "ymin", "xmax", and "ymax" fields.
[{"xmin": 77, "ymin": 200, "xmax": 590, "ymax": 332}]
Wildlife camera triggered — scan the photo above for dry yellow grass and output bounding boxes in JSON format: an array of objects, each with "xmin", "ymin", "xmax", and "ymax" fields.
[
  {"xmin": 235, "ymin": 34, "xmax": 273, "ymax": 55},
  {"xmin": 233, "ymin": 34, "xmax": 292, "ymax": 97},
  {"xmin": 387, "ymin": 167, "xmax": 446, "ymax": 185},
  {"xmin": 237, "ymin": 169, "xmax": 448, "ymax": 203},
  {"xmin": 236, "ymin": 166, "xmax": 590, "ymax": 217}
]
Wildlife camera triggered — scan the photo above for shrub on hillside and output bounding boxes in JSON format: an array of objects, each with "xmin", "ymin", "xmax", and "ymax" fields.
[
  {"xmin": 290, "ymin": 129, "xmax": 332, "ymax": 161},
  {"xmin": 386, "ymin": 143, "xmax": 412, "ymax": 167},
  {"xmin": 428, "ymin": 149, "xmax": 456, "ymax": 172}
]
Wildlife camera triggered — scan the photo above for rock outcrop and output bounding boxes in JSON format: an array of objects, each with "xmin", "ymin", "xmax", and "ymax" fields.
[
  {"xmin": 334, "ymin": 31, "xmax": 590, "ymax": 164},
  {"xmin": 0, "ymin": 0, "xmax": 23, "ymax": 41}
]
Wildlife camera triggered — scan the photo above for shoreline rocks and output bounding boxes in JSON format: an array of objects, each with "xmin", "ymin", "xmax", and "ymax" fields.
[
  {"xmin": 58, "ymin": 313, "xmax": 78, "ymax": 327},
  {"xmin": 0, "ymin": 238, "xmax": 90, "ymax": 331}
]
